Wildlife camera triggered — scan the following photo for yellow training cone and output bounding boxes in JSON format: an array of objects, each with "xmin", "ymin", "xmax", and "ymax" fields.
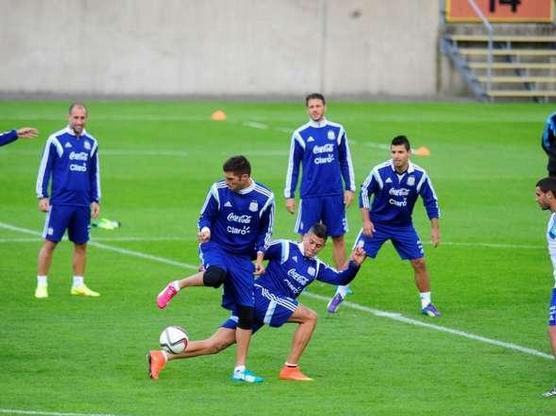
[
  {"xmin": 413, "ymin": 146, "xmax": 430, "ymax": 156},
  {"xmin": 211, "ymin": 110, "xmax": 227, "ymax": 121}
]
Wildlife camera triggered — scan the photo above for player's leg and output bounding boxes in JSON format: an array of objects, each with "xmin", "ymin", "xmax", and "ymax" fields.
[
  {"xmin": 35, "ymin": 205, "xmax": 69, "ymax": 298},
  {"xmin": 322, "ymin": 195, "xmax": 349, "ymax": 270},
  {"xmin": 69, "ymin": 206, "xmax": 99, "ymax": 297},
  {"xmin": 543, "ymin": 289, "xmax": 556, "ymax": 397},
  {"xmin": 328, "ymin": 228, "xmax": 382, "ymax": 313},
  {"xmin": 227, "ymin": 256, "xmax": 262, "ymax": 383},
  {"xmin": 157, "ymin": 241, "xmax": 226, "ymax": 309},
  {"xmin": 393, "ymin": 226, "xmax": 440, "ymax": 317},
  {"xmin": 409, "ymin": 257, "xmax": 441, "ymax": 316},
  {"xmin": 279, "ymin": 304, "xmax": 317, "ymax": 381},
  {"xmin": 148, "ymin": 327, "xmax": 236, "ymax": 380}
]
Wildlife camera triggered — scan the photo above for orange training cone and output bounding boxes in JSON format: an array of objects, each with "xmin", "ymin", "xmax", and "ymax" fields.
[
  {"xmin": 211, "ymin": 110, "xmax": 227, "ymax": 121},
  {"xmin": 413, "ymin": 146, "xmax": 431, "ymax": 156}
]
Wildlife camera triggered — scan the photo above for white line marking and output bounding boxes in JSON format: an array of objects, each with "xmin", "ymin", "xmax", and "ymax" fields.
[
  {"xmin": 0, "ymin": 236, "xmax": 192, "ymax": 243},
  {"xmin": 0, "ymin": 409, "xmax": 128, "ymax": 416},
  {"xmin": 0, "ymin": 222, "xmax": 198, "ymax": 270},
  {"xmin": 242, "ymin": 121, "xmax": 268, "ymax": 129},
  {"xmin": 0, "ymin": 221, "xmax": 550, "ymax": 360},
  {"xmin": 304, "ymin": 292, "xmax": 553, "ymax": 360}
]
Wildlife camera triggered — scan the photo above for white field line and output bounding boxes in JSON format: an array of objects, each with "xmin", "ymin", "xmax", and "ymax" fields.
[
  {"xmin": 0, "ymin": 409, "xmax": 128, "ymax": 416},
  {"xmin": 0, "ymin": 221, "xmax": 551, "ymax": 360}
]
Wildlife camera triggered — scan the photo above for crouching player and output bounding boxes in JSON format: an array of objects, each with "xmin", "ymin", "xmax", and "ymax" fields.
[{"xmin": 149, "ymin": 223, "xmax": 365, "ymax": 381}]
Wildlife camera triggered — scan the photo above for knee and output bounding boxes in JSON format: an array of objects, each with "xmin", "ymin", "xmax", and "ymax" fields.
[
  {"xmin": 203, "ymin": 266, "xmax": 226, "ymax": 288},
  {"xmin": 237, "ymin": 305, "xmax": 254, "ymax": 330},
  {"xmin": 411, "ymin": 258, "xmax": 426, "ymax": 271}
]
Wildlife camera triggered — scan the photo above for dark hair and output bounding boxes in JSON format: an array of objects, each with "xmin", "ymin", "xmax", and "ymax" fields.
[
  {"xmin": 391, "ymin": 135, "xmax": 411, "ymax": 151},
  {"xmin": 305, "ymin": 93, "xmax": 326, "ymax": 106},
  {"xmin": 536, "ymin": 177, "xmax": 556, "ymax": 195},
  {"xmin": 68, "ymin": 102, "xmax": 88, "ymax": 115},
  {"xmin": 308, "ymin": 223, "xmax": 328, "ymax": 240},
  {"xmin": 223, "ymin": 155, "xmax": 251, "ymax": 176}
]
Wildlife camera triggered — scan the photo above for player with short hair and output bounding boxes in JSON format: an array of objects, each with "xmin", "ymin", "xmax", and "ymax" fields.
[
  {"xmin": 328, "ymin": 135, "xmax": 441, "ymax": 317},
  {"xmin": 156, "ymin": 155, "xmax": 275, "ymax": 383},
  {"xmin": 149, "ymin": 223, "xmax": 365, "ymax": 382},
  {"xmin": 0, "ymin": 127, "xmax": 39, "ymax": 147},
  {"xmin": 35, "ymin": 103, "xmax": 101, "ymax": 299},
  {"xmin": 284, "ymin": 93, "xmax": 356, "ymax": 270},
  {"xmin": 534, "ymin": 177, "xmax": 556, "ymax": 397}
]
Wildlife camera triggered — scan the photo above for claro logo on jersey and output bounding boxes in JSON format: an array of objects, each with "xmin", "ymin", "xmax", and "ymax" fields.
[
  {"xmin": 312, "ymin": 143, "xmax": 335, "ymax": 165},
  {"xmin": 226, "ymin": 212, "xmax": 252, "ymax": 235},
  {"xmin": 388, "ymin": 187, "xmax": 409, "ymax": 207},
  {"xmin": 69, "ymin": 151, "xmax": 88, "ymax": 172}
]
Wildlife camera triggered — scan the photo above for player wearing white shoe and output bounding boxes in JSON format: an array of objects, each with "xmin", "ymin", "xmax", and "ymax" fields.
[
  {"xmin": 328, "ymin": 135, "xmax": 441, "ymax": 317},
  {"xmin": 535, "ymin": 177, "xmax": 556, "ymax": 397},
  {"xmin": 34, "ymin": 103, "xmax": 101, "ymax": 299}
]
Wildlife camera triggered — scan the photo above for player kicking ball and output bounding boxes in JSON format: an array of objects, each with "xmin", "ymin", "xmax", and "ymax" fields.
[{"xmin": 150, "ymin": 224, "xmax": 365, "ymax": 382}]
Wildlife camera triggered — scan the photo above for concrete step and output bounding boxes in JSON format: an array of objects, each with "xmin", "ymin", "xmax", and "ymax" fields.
[
  {"xmin": 487, "ymin": 90, "xmax": 556, "ymax": 97},
  {"xmin": 478, "ymin": 76, "xmax": 556, "ymax": 83},
  {"xmin": 469, "ymin": 62, "xmax": 556, "ymax": 69},
  {"xmin": 448, "ymin": 34, "xmax": 556, "ymax": 43},
  {"xmin": 460, "ymin": 48, "xmax": 556, "ymax": 56}
]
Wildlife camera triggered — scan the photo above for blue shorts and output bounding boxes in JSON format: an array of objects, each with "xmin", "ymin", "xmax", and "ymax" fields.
[
  {"xmin": 199, "ymin": 241, "xmax": 255, "ymax": 310},
  {"xmin": 355, "ymin": 222, "xmax": 424, "ymax": 260},
  {"xmin": 549, "ymin": 288, "xmax": 556, "ymax": 326},
  {"xmin": 221, "ymin": 284, "xmax": 299, "ymax": 332},
  {"xmin": 295, "ymin": 195, "xmax": 347, "ymax": 237},
  {"xmin": 42, "ymin": 205, "xmax": 91, "ymax": 244}
]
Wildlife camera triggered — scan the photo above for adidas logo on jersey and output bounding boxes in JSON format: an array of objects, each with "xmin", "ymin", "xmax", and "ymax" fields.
[
  {"xmin": 307, "ymin": 137, "xmax": 315, "ymax": 142},
  {"xmin": 64, "ymin": 142, "xmax": 72, "ymax": 148},
  {"xmin": 385, "ymin": 177, "xmax": 393, "ymax": 184},
  {"xmin": 224, "ymin": 201, "xmax": 232, "ymax": 207}
]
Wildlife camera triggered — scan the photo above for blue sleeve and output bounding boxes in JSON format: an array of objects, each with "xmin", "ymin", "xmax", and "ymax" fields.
[
  {"xmin": 36, "ymin": 139, "xmax": 56, "ymax": 198},
  {"xmin": 263, "ymin": 240, "xmax": 284, "ymax": 260},
  {"xmin": 198, "ymin": 185, "xmax": 219, "ymax": 231},
  {"xmin": 338, "ymin": 131, "xmax": 356, "ymax": 192},
  {"xmin": 284, "ymin": 134, "xmax": 303, "ymax": 198},
  {"xmin": 542, "ymin": 113, "xmax": 556, "ymax": 153},
  {"xmin": 255, "ymin": 195, "xmax": 275, "ymax": 253},
  {"xmin": 89, "ymin": 145, "xmax": 101, "ymax": 203},
  {"xmin": 0, "ymin": 129, "xmax": 18, "ymax": 147},
  {"xmin": 316, "ymin": 260, "xmax": 361, "ymax": 286},
  {"xmin": 419, "ymin": 175, "xmax": 440, "ymax": 220},
  {"xmin": 359, "ymin": 170, "xmax": 379, "ymax": 209}
]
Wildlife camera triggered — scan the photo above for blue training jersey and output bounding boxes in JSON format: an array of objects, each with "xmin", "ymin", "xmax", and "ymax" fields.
[
  {"xmin": 198, "ymin": 179, "xmax": 274, "ymax": 255},
  {"xmin": 284, "ymin": 118, "xmax": 356, "ymax": 199},
  {"xmin": 359, "ymin": 160, "xmax": 440, "ymax": 226},
  {"xmin": 0, "ymin": 129, "xmax": 18, "ymax": 147},
  {"xmin": 257, "ymin": 239, "xmax": 360, "ymax": 298},
  {"xmin": 36, "ymin": 127, "xmax": 101, "ymax": 207}
]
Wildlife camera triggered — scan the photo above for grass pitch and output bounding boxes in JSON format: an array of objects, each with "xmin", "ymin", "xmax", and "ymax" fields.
[{"xmin": 0, "ymin": 100, "xmax": 555, "ymax": 415}]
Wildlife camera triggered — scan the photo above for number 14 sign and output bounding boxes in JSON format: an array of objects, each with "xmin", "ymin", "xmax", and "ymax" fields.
[{"xmin": 446, "ymin": 0, "xmax": 554, "ymax": 23}]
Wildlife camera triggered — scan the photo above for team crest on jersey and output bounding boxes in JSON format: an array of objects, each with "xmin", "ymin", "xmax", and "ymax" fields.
[
  {"xmin": 407, "ymin": 176, "xmax": 415, "ymax": 186},
  {"xmin": 327, "ymin": 130, "xmax": 335, "ymax": 140},
  {"xmin": 84, "ymin": 141, "xmax": 91, "ymax": 151},
  {"xmin": 307, "ymin": 266, "xmax": 316, "ymax": 277},
  {"xmin": 249, "ymin": 201, "xmax": 258, "ymax": 212}
]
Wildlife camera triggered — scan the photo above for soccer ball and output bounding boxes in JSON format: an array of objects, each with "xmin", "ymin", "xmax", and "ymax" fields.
[{"xmin": 159, "ymin": 326, "xmax": 189, "ymax": 354}]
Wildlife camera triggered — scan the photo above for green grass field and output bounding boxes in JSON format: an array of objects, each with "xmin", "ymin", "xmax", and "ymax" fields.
[{"xmin": 1, "ymin": 100, "xmax": 555, "ymax": 415}]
